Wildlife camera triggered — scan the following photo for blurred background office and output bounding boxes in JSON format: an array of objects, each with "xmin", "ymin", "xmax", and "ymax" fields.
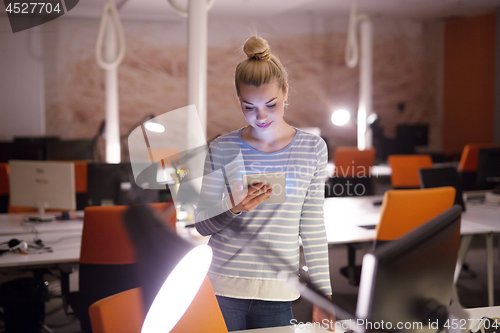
[{"xmin": 1, "ymin": 0, "xmax": 499, "ymax": 162}]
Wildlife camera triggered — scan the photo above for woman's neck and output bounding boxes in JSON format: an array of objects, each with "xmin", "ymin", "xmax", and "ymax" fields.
[{"xmin": 241, "ymin": 122, "xmax": 296, "ymax": 153}]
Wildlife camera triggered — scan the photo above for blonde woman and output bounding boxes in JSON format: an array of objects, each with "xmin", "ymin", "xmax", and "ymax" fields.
[{"xmin": 195, "ymin": 36, "xmax": 335, "ymax": 331}]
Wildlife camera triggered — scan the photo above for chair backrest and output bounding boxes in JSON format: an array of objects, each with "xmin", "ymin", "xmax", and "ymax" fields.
[
  {"xmin": 0, "ymin": 163, "xmax": 8, "ymax": 213},
  {"xmin": 79, "ymin": 203, "xmax": 175, "ymax": 332},
  {"xmin": 376, "ymin": 187, "xmax": 456, "ymax": 242},
  {"xmin": 170, "ymin": 276, "xmax": 228, "ymax": 333},
  {"xmin": 458, "ymin": 143, "xmax": 499, "ymax": 172},
  {"xmin": 333, "ymin": 147, "xmax": 375, "ymax": 178},
  {"xmin": 0, "ymin": 163, "xmax": 9, "ymax": 195},
  {"xmin": 89, "ymin": 287, "xmax": 145, "ymax": 333},
  {"xmin": 89, "ymin": 276, "xmax": 227, "ymax": 333},
  {"xmin": 387, "ymin": 154, "xmax": 433, "ymax": 189},
  {"xmin": 74, "ymin": 161, "xmax": 88, "ymax": 194}
]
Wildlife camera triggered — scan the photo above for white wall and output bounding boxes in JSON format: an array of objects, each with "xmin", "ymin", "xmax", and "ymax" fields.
[{"xmin": 0, "ymin": 15, "xmax": 45, "ymax": 141}]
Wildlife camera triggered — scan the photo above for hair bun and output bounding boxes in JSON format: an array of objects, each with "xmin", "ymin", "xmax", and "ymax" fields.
[{"xmin": 243, "ymin": 36, "xmax": 271, "ymax": 61}]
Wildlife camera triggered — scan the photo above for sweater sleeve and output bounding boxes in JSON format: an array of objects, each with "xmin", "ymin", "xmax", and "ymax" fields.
[
  {"xmin": 299, "ymin": 138, "xmax": 332, "ymax": 295},
  {"xmin": 195, "ymin": 140, "xmax": 240, "ymax": 236}
]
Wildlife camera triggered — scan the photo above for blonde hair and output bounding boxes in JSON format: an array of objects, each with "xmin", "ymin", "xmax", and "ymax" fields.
[{"xmin": 235, "ymin": 36, "xmax": 288, "ymax": 95}]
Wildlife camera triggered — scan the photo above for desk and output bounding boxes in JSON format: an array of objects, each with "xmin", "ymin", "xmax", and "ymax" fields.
[
  {"xmin": 0, "ymin": 213, "xmax": 83, "ymax": 270},
  {"xmin": 323, "ymin": 196, "xmax": 500, "ymax": 306},
  {"xmin": 0, "ymin": 231, "xmax": 81, "ymax": 269},
  {"xmin": 0, "ymin": 213, "xmax": 83, "ymax": 235},
  {"xmin": 236, "ymin": 307, "xmax": 500, "ymax": 333}
]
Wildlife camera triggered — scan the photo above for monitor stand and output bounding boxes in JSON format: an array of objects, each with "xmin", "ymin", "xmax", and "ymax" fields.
[{"xmin": 24, "ymin": 202, "xmax": 56, "ymax": 223}]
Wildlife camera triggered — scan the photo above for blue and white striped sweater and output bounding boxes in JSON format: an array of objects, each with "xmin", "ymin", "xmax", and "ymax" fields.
[{"xmin": 195, "ymin": 127, "xmax": 332, "ymax": 301}]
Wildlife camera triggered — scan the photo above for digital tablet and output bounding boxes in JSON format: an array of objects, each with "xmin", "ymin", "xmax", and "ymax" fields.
[{"xmin": 242, "ymin": 171, "xmax": 286, "ymax": 204}]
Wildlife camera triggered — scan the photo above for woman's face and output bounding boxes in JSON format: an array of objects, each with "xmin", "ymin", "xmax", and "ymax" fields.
[{"xmin": 238, "ymin": 81, "xmax": 288, "ymax": 133}]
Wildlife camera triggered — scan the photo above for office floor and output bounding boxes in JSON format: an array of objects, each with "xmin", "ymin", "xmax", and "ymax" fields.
[{"xmin": 1, "ymin": 177, "xmax": 498, "ymax": 333}]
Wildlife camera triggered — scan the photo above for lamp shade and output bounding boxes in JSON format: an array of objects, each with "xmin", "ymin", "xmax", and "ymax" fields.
[{"xmin": 141, "ymin": 245, "xmax": 212, "ymax": 333}]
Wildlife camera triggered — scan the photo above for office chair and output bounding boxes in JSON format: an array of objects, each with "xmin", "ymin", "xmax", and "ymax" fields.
[
  {"xmin": 170, "ymin": 275, "xmax": 227, "ymax": 333},
  {"xmin": 340, "ymin": 187, "xmax": 456, "ymax": 285},
  {"xmin": 458, "ymin": 143, "xmax": 499, "ymax": 191},
  {"xmin": 89, "ymin": 287, "xmax": 145, "ymax": 333},
  {"xmin": 375, "ymin": 186, "xmax": 456, "ymax": 242},
  {"xmin": 89, "ymin": 276, "xmax": 227, "ymax": 333},
  {"xmin": 75, "ymin": 203, "xmax": 176, "ymax": 333},
  {"xmin": 326, "ymin": 147, "xmax": 376, "ymax": 197},
  {"xmin": 0, "ymin": 163, "xmax": 9, "ymax": 213},
  {"xmin": 387, "ymin": 154, "xmax": 433, "ymax": 189},
  {"xmin": 73, "ymin": 160, "xmax": 88, "ymax": 210}
]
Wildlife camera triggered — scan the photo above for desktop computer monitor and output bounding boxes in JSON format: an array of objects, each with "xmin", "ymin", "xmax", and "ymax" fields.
[
  {"xmin": 419, "ymin": 167, "xmax": 466, "ymax": 211},
  {"xmin": 476, "ymin": 147, "xmax": 500, "ymax": 192},
  {"xmin": 8, "ymin": 160, "xmax": 76, "ymax": 221},
  {"xmin": 87, "ymin": 162, "xmax": 166, "ymax": 206},
  {"xmin": 356, "ymin": 205, "xmax": 462, "ymax": 333},
  {"xmin": 46, "ymin": 139, "xmax": 95, "ymax": 161}
]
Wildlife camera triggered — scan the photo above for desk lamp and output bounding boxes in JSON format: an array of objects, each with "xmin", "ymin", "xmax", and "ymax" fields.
[
  {"xmin": 141, "ymin": 244, "xmax": 212, "ymax": 333},
  {"xmin": 122, "ymin": 204, "xmax": 216, "ymax": 333}
]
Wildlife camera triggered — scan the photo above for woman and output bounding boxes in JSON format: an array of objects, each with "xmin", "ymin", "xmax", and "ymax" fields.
[{"xmin": 195, "ymin": 36, "xmax": 334, "ymax": 331}]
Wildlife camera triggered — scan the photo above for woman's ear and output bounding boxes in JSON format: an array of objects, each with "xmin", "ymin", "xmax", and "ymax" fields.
[{"xmin": 284, "ymin": 84, "xmax": 289, "ymax": 101}]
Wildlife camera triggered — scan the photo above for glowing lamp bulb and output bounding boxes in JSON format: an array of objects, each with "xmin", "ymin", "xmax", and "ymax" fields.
[
  {"xmin": 141, "ymin": 245, "xmax": 213, "ymax": 333},
  {"xmin": 331, "ymin": 109, "xmax": 350, "ymax": 126},
  {"xmin": 145, "ymin": 122, "xmax": 165, "ymax": 133}
]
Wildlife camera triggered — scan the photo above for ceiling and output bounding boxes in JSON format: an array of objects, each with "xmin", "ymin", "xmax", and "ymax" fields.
[{"xmin": 69, "ymin": 0, "xmax": 500, "ymax": 21}]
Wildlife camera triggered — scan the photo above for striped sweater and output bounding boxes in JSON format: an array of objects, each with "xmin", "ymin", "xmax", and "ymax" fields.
[{"xmin": 195, "ymin": 127, "xmax": 332, "ymax": 301}]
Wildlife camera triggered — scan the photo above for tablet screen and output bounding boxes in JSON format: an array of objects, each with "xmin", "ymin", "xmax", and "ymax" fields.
[{"xmin": 242, "ymin": 171, "xmax": 286, "ymax": 204}]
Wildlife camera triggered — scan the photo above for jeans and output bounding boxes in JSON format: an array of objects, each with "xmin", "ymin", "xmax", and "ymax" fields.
[{"xmin": 216, "ymin": 295, "xmax": 294, "ymax": 332}]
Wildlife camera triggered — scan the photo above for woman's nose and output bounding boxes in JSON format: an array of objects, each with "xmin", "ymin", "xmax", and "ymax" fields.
[{"xmin": 256, "ymin": 109, "xmax": 267, "ymax": 120}]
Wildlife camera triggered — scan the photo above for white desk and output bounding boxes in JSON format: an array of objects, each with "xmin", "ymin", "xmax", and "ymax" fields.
[
  {"xmin": 0, "ymin": 213, "xmax": 83, "ymax": 269},
  {"xmin": 240, "ymin": 325, "xmax": 330, "ymax": 332},
  {"xmin": 0, "ymin": 213, "xmax": 83, "ymax": 235},
  {"xmin": 323, "ymin": 196, "xmax": 500, "ymax": 306},
  {"xmin": 237, "ymin": 307, "xmax": 500, "ymax": 333},
  {"xmin": 0, "ymin": 231, "xmax": 81, "ymax": 269}
]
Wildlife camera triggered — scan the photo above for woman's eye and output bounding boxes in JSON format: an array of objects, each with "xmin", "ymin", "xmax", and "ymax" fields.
[
  {"xmin": 267, "ymin": 103, "xmax": 277, "ymax": 108},
  {"xmin": 245, "ymin": 106, "xmax": 255, "ymax": 111}
]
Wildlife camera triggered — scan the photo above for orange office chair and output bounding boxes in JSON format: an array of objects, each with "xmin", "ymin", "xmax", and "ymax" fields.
[
  {"xmin": 73, "ymin": 160, "xmax": 88, "ymax": 210},
  {"xmin": 375, "ymin": 186, "xmax": 456, "ymax": 242},
  {"xmin": 327, "ymin": 147, "xmax": 376, "ymax": 197},
  {"xmin": 458, "ymin": 143, "xmax": 500, "ymax": 191},
  {"xmin": 76, "ymin": 203, "xmax": 175, "ymax": 333},
  {"xmin": 387, "ymin": 154, "xmax": 433, "ymax": 189},
  {"xmin": 89, "ymin": 277, "xmax": 227, "ymax": 333},
  {"xmin": 89, "ymin": 287, "xmax": 145, "ymax": 333},
  {"xmin": 341, "ymin": 187, "xmax": 456, "ymax": 285},
  {"xmin": 0, "ymin": 163, "xmax": 9, "ymax": 213}
]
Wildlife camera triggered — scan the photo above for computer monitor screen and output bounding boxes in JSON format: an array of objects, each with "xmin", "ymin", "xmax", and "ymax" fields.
[
  {"xmin": 476, "ymin": 147, "xmax": 500, "ymax": 191},
  {"xmin": 87, "ymin": 163, "xmax": 166, "ymax": 206},
  {"xmin": 356, "ymin": 205, "xmax": 462, "ymax": 333},
  {"xmin": 396, "ymin": 124, "xmax": 429, "ymax": 147},
  {"xmin": 46, "ymin": 140, "xmax": 95, "ymax": 161},
  {"xmin": 419, "ymin": 167, "xmax": 466, "ymax": 211},
  {"xmin": 9, "ymin": 160, "xmax": 76, "ymax": 221}
]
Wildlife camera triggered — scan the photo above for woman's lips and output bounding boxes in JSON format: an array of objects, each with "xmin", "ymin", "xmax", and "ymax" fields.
[{"xmin": 257, "ymin": 121, "xmax": 272, "ymax": 129}]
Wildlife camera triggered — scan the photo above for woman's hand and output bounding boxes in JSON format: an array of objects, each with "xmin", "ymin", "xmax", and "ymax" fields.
[
  {"xmin": 312, "ymin": 296, "xmax": 336, "ymax": 332},
  {"xmin": 226, "ymin": 181, "xmax": 272, "ymax": 214}
]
